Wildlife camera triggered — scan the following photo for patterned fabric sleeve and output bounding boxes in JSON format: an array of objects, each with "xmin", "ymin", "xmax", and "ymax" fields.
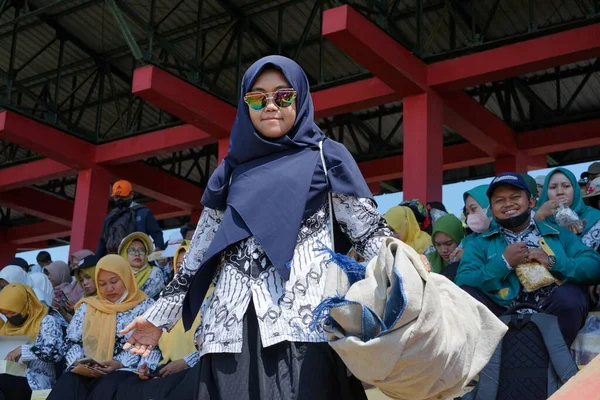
[
  {"xmin": 332, "ymin": 193, "xmax": 392, "ymax": 261},
  {"xmin": 582, "ymin": 220, "xmax": 600, "ymax": 251},
  {"xmin": 144, "ymin": 208, "xmax": 223, "ymax": 330},
  {"xmin": 183, "ymin": 351, "xmax": 200, "ymax": 368},
  {"xmin": 20, "ymin": 315, "xmax": 64, "ymax": 363},
  {"xmin": 140, "ymin": 267, "xmax": 166, "ymax": 298},
  {"xmin": 64, "ymin": 303, "xmax": 86, "ymax": 367}
]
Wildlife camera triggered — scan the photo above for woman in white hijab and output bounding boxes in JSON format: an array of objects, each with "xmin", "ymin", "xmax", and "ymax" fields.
[
  {"xmin": 28, "ymin": 273, "xmax": 55, "ymax": 307},
  {"xmin": 0, "ymin": 265, "xmax": 29, "ymax": 289}
]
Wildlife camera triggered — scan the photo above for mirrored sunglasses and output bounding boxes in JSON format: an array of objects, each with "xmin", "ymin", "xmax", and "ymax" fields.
[{"xmin": 244, "ymin": 89, "xmax": 297, "ymax": 111}]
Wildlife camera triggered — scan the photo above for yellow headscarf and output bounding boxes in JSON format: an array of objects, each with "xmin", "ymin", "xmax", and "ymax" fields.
[
  {"xmin": 75, "ymin": 266, "xmax": 97, "ymax": 297},
  {"xmin": 384, "ymin": 206, "xmax": 433, "ymax": 254},
  {"xmin": 158, "ymin": 243, "xmax": 211, "ymax": 364},
  {"xmin": 76, "ymin": 254, "xmax": 148, "ymax": 362},
  {"xmin": 0, "ymin": 284, "xmax": 48, "ymax": 339},
  {"xmin": 118, "ymin": 232, "xmax": 154, "ymax": 290}
]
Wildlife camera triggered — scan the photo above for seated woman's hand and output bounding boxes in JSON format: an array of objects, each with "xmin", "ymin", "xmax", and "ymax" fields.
[
  {"xmin": 157, "ymin": 358, "xmax": 189, "ymax": 378},
  {"xmin": 121, "ymin": 316, "xmax": 163, "ymax": 358},
  {"xmin": 534, "ymin": 199, "xmax": 559, "ymax": 221},
  {"xmin": 137, "ymin": 363, "xmax": 152, "ymax": 380},
  {"xmin": 96, "ymin": 360, "xmax": 124, "ymax": 374},
  {"xmin": 6, "ymin": 346, "xmax": 21, "ymax": 362}
]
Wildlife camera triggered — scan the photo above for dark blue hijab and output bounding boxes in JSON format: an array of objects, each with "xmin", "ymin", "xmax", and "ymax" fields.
[{"xmin": 182, "ymin": 56, "xmax": 372, "ymax": 328}]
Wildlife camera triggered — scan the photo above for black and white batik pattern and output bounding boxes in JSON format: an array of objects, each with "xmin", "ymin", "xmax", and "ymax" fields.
[
  {"xmin": 582, "ymin": 220, "xmax": 600, "ymax": 251},
  {"xmin": 19, "ymin": 314, "xmax": 64, "ymax": 390},
  {"xmin": 144, "ymin": 194, "xmax": 391, "ymax": 357},
  {"xmin": 64, "ymin": 299, "xmax": 162, "ymax": 370},
  {"xmin": 140, "ymin": 267, "xmax": 166, "ymax": 299},
  {"xmin": 500, "ymin": 217, "xmax": 558, "ymax": 306}
]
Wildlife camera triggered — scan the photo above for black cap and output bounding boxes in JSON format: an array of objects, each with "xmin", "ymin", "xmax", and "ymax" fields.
[
  {"xmin": 8, "ymin": 257, "xmax": 29, "ymax": 271},
  {"xmin": 71, "ymin": 254, "xmax": 98, "ymax": 275},
  {"xmin": 487, "ymin": 172, "xmax": 531, "ymax": 198}
]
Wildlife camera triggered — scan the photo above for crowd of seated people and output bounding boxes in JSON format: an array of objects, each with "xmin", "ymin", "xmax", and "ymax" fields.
[{"xmin": 0, "ymin": 163, "xmax": 599, "ymax": 399}]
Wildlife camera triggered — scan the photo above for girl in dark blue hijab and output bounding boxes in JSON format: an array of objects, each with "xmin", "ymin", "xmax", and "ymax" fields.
[{"xmin": 122, "ymin": 56, "xmax": 391, "ymax": 400}]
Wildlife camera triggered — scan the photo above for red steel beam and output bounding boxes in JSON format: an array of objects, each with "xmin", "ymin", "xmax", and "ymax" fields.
[
  {"xmin": 429, "ymin": 24, "xmax": 600, "ymax": 92},
  {"xmin": 322, "ymin": 5, "xmax": 427, "ymax": 96},
  {"xmin": 132, "ymin": 66, "xmax": 235, "ymax": 139},
  {"xmin": 108, "ymin": 162, "xmax": 203, "ymax": 210},
  {"xmin": 145, "ymin": 201, "xmax": 190, "ymax": 220},
  {"xmin": 0, "ymin": 188, "xmax": 73, "ymax": 226},
  {"xmin": 96, "ymin": 124, "xmax": 214, "ymax": 165},
  {"xmin": 0, "ymin": 111, "xmax": 95, "ymax": 168},
  {"xmin": 0, "ymin": 159, "xmax": 74, "ymax": 191},
  {"xmin": 359, "ymin": 143, "xmax": 494, "ymax": 183},
  {"xmin": 442, "ymin": 92, "xmax": 518, "ymax": 157},
  {"xmin": 313, "ymin": 77, "xmax": 399, "ymax": 119},
  {"xmin": 518, "ymin": 119, "xmax": 600, "ymax": 156},
  {"xmin": 5, "ymin": 222, "xmax": 71, "ymax": 245}
]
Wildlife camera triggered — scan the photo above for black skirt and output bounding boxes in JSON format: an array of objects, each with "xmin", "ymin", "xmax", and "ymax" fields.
[
  {"xmin": 195, "ymin": 303, "xmax": 367, "ymax": 400},
  {"xmin": 114, "ymin": 364, "xmax": 197, "ymax": 400}
]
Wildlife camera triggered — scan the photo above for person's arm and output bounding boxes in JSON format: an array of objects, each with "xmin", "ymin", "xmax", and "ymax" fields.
[
  {"xmin": 142, "ymin": 208, "xmax": 223, "ymax": 331},
  {"xmin": 20, "ymin": 316, "xmax": 64, "ymax": 363},
  {"xmin": 581, "ymin": 220, "xmax": 600, "ymax": 252},
  {"xmin": 550, "ymin": 227, "xmax": 600, "ymax": 284},
  {"xmin": 455, "ymin": 237, "xmax": 513, "ymax": 293},
  {"xmin": 331, "ymin": 194, "xmax": 392, "ymax": 262},
  {"xmin": 63, "ymin": 304, "xmax": 87, "ymax": 367},
  {"xmin": 143, "ymin": 209, "xmax": 165, "ymax": 250}
]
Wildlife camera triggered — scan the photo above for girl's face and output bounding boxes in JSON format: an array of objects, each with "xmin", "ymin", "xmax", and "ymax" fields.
[
  {"xmin": 97, "ymin": 270, "xmax": 126, "ymax": 302},
  {"xmin": 547, "ymin": 172, "xmax": 574, "ymax": 207},
  {"xmin": 433, "ymin": 232, "xmax": 458, "ymax": 261},
  {"xmin": 464, "ymin": 195, "xmax": 482, "ymax": 216},
  {"xmin": 127, "ymin": 240, "xmax": 147, "ymax": 269},
  {"xmin": 247, "ymin": 69, "xmax": 297, "ymax": 139},
  {"xmin": 77, "ymin": 271, "xmax": 97, "ymax": 296}
]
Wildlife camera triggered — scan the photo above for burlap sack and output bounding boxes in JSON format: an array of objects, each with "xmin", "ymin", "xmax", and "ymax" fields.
[{"xmin": 321, "ymin": 237, "xmax": 507, "ymax": 400}]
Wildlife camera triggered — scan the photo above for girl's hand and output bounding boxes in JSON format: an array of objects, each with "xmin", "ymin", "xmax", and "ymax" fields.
[{"xmin": 96, "ymin": 360, "xmax": 124, "ymax": 374}]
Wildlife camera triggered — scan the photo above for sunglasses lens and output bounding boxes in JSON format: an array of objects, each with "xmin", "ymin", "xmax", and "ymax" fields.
[
  {"xmin": 274, "ymin": 90, "xmax": 296, "ymax": 107},
  {"xmin": 244, "ymin": 93, "xmax": 266, "ymax": 110}
]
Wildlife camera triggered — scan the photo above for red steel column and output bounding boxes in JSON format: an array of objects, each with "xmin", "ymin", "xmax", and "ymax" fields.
[
  {"xmin": 70, "ymin": 167, "xmax": 112, "ymax": 252},
  {"xmin": 402, "ymin": 91, "xmax": 444, "ymax": 203}
]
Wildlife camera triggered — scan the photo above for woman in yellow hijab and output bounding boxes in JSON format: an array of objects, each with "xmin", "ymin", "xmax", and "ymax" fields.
[
  {"xmin": 0, "ymin": 284, "xmax": 65, "ymax": 397},
  {"xmin": 110, "ymin": 243, "xmax": 210, "ymax": 400},
  {"xmin": 384, "ymin": 206, "xmax": 434, "ymax": 254},
  {"xmin": 47, "ymin": 255, "xmax": 162, "ymax": 400},
  {"xmin": 118, "ymin": 232, "xmax": 165, "ymax": 298}
]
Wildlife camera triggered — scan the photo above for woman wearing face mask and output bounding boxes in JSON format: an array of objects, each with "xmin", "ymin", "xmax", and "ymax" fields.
[
  {"xmin": 536, "ymin": 168, "xmax": 600, "ymax": 251},
  {"xmin": 118, "ymin": 232, "xmax": 165, "ymax": 299},
  {"xmin": 463, "ymin": 185, "xmax": 492, "ymax": 235},
  {"xmin": 427, "ymin": 214, "xmax": 465, "ymax": 281},
  {"xmin": 0, "ymin": 284, "xmax": 65, "ymax": 399},
  {"xmin": 121, "ymin": 56, "xmax": 392, "ymax": 400},
  {"xmin": 48, "ymin": 255, "xmax": 161, "ymax": 400}
]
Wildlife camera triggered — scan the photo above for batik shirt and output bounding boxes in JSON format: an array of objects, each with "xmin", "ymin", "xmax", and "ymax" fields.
[
  {"xmin": 64, "ymin": 299, "xmax": 162, "ymax": 370},
  {"xmin": 144, "ymin": 194, "xmax": 391, "ymax": 357},
  {"xmin": 140, "ymin": 268, "xmax": 166, "ymax": 299},
  {"xmin": 19, "ymin": 314, "xmax": 64, "ymax": 390},
  {"xmin": 582, "ymin": 220, "xmax": 600, "ymax": 251},
  {"xmin": 500, "ymin": 216, "xmax": 558, "ymax": 307}
]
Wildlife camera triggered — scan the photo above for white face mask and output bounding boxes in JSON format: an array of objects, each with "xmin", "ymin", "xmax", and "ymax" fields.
[
  {"xmin": 110, "ymin": 291, "xmax": 129, "ymax": 304},
  {"xmin": 466, "ymin": 208, "xmax": 491, "ymax": 233}
]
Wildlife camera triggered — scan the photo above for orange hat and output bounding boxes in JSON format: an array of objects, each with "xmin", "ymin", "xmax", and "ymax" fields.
[{"xmin": 111, "ymin": 180, "xmax": 133, "ymax": 197}]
